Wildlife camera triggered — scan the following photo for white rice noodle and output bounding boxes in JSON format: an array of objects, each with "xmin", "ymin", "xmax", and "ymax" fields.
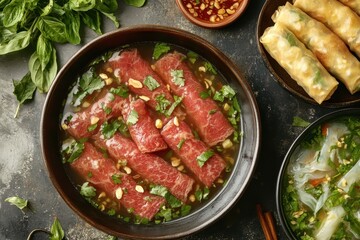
[
  {"xmin": 337, "ymin": 159, "xmax": 360, "ymax": 192},
  {"xmin": 315, "ymin": 206, "xmax": 346, "ymax": 240},
  {"xmin": 297, "ymin": 183, "xmax": 330, "ymax": 214}
]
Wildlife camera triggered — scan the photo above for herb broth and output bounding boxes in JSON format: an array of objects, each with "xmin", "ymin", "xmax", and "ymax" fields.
[
  {"xmin": 61, "ymin": 41, "xmax": 241, "ymax": 224},
  {"xmin": 282, "ymin": 116, "xmax": 360, "ymax": 239}
]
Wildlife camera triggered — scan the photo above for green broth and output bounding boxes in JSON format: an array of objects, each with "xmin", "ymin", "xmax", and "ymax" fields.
[
  {"xmin": 60, "ymin": 42, "xmax": 242, "ymax": 224},
  {"xmin": 282, "ymin": 116, "xmax": 360, "ymax": 239}
]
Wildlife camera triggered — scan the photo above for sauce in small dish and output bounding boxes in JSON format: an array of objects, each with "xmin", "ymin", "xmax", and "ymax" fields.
[{"xmin": 176, "ymin": 0, "xmax": 249, "ymax": 28}]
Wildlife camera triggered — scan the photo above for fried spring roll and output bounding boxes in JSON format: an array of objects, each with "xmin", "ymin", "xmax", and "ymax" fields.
[
  {"xmin": 260, "ymin": 23, "xmax": 338, "ymax": 104},
  {"xmin": 338, "ymin": 0, "xmax": 360, "ymax": 16},
  {"xmin": 272, "ymin": 2, "xmax": 360, "ymax": 94},
  {"xmin": 294, "ymin": 0, "xmax": 360, "ymax": 58}
]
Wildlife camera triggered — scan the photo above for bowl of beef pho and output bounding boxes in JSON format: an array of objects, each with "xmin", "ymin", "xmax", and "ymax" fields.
[{"xmin": 41, "ymin": 25, "xmax": 260, "ymax": 239}]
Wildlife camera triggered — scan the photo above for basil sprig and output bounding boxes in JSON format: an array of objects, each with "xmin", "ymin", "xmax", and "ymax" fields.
[{"xmin": 0, "ymin": 0, "xmax": 146, "ymax": 117}]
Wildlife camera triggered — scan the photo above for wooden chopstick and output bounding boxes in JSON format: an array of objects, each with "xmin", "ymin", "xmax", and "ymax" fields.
[{"xmin": 256, "ymin": 204, "xmax": 278, "ymax": 240}]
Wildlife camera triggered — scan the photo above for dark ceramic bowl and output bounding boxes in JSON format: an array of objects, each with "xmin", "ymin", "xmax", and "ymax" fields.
[
  {"xmin": 176, "ymin": 0, "xmax": 249, "ymax": 28},
  {"xmin": 40, "ymin": 25, "xmax": 260, "ymax": 239},
  {"xmin": 257, "ymin": 0, "xmax": 360, "ymax": 107},
  {"xmin": 276, "ymin": 108, "xmax": 360, "ymax": 239}
]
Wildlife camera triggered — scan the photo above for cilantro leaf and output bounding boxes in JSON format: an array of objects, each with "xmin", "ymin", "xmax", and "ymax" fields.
[
  {"xmin": 170, "ymin": 69, "xmax": 185, "ymax": 87},
  {"xmin": 153, "ymin": 42, "xmax": 170, "ymax": 60},
  {"xmin": 196, "ymin": 150, "xmax": 214, "ymax": 167},
  {"xmin": 111, "ymin": 174, "xmax": 122, "ymax": 184},
  {"xmin": 109, "ymin": 85, "xmax": 129, "ymax": 98},
  {"xmin": 204, "ymin": 61, "xmax": 217, "ymax": 75},
  {"xmin": 150, "ymin": 185, "xmax": 168, "ymax": 197},
  {"xmin": 144, "ymin": 75, "xmax": 160, "ymax": 91},
  {"xmin": 61, "ymin": 139, "xmax": 85, "ymax": 163},
  {"xmin": 155, "ymin": 94, "xmax": 171, "ymax": 115},
  {"xmin": 213, "ymin": 85, "xmax": 236, "ymax": 102},
  {"xmin": 187, "ymin": 51, "xmax": 198, "ymax": 64},
  {"xmin": 12, "ymin": 72, "xmax": 36, "ymax": 118},
  {"xmin": 5, "ymin": 196, "xmax": 28, "ymax": 210},
  {"xmin": 101, "ymin": 119, "xmax": 128, "ymax": 139},
  {"xmin": 165, "ymin": 95, "xmax": 183, "ymax": 117},
  {"xmin": 72, "ymin": 67, "xmax": 105, "ymax": 106},
  {"xmin": 50, "ymin": 217, "xmax": 64, "ymax": 240},
  {"xmin": 126, "ymin": 109, "xmax": 139, "ymax": 125},
  {"xmin": 80, "ymin": 182, "xmax": 96, "ymax": 198}
]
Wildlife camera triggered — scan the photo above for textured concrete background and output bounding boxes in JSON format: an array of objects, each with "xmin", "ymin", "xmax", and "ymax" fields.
[{"xmin": 0, "ymin": 1, "xmax": 332, "ymax": 239}]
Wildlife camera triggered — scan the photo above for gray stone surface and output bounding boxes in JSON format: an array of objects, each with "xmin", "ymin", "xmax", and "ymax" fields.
[{"xmin": 0, "ymin": 1, "xmax": 332, "ymax": 239}]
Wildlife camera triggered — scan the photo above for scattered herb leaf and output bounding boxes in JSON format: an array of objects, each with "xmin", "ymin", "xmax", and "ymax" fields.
[
  {"xmin": 12, "ymin": 72, "xmax": 36, "ymax": 118},
  {"xmin": 177, "ymin": 138, "xmax": 185, "ymax": 150},
  {"xmin": 196, "ymin": 149, "xmax": 214, "ymax": 167},
  {"xmin": 144, "ymin": 75, "xmax": 160, "ymax": 91},
  {"xmin": 80, "ymin": 182, "xmax": 96, "ymax": 198},
  {"xmin": 49, "ymin": 217, "xmax": 64, "ymax": 240},
  {"xmin": 5, "ymin": 196, "xmax": 28, "ymax": 210},
  {"xmin": 204, "ymin": 61, "xmax": 217, "ymax": 75},
  {"xmin": 170, "ymin": 69, "xmax": 185, "ymax": 87},
  {"xmin": 153, "ymin": 42, "xmax": 170, "ymax": 60},
  {"xmin": 292, "ymin": 116, "xmax": 310, "ymax": 128},
  {"xmin": 187, "ymin": 51, "xmax": 198, "ymax": 64},
  {"xmin": 127, "ymin": 109, "xmax": 139, "ymax": 125}
]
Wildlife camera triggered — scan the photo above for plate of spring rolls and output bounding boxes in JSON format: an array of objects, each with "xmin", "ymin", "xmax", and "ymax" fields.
[{"xmin": 257, "ymin": 0, "xmax": 360, "ymax": 107}]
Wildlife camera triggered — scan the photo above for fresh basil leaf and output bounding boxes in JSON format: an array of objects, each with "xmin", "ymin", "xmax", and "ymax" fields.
[
  {"xmin": 0, "ymin": 30, "xmax": 31, "ymax": 55},
  {"xmin": 79, "ymin": 10, "xmax": 102, "ymax": 35},
  {"xmin": 123, "ymin": 0, "xmax": 146, "ymax": 7},
  {"xmin": 29, "ymin": 47, "xmax": 57, "ymax": 93},
  {"xmin": 37, "ymin": 16, "xmax": 68, "ymax": 43},
  {"xmin": 41, "ymin": 0, "xmax": 54, "ymax": 16},
  {"xmin": 13, "ymin": 72, "xmax": 36, "ymax": 118},
  {"xmin": 170, "ymin": 69, "xmax": 185, "ymax": 87},
  {"xmin": 127, "ymin": 109, "xmax": 138, "ymax": 125},
  {"xmin": 68, "ymin": 0, "xmax": 96, "ymax": 11},
  {"xmin": 153, "ymin": 42, "xmax": 170, "ymax": 60},
  {"xmin": 95, "ymin": 0, "xmax": 118, "ymax": 13},
  {"xmin": 292, "ymin": 116, "xmax": 310, "ymax": 128},
  {"xmin": 2, "ymin": 0, "xmax": 26, "ymax": 27},
  {"xmin": 37, "ymin": 34, "xmax": 53, "ymax": 71},
  {"xmin": 196, "ymin": 149, "xmax": 214, "ymax": 167},
  {"xmin": 72, "ymin": 68, "xmax": 105, "ymax": 106},
  {"xmin": 63, "ymin": 10, "xmax": 81, "ymax": 45},
  {"xmin": 100, "ymin": 11, "xmax": 119, "ymax": 28},
  {"xmin": 49, "ymin": 217, "xmax": 64, "ymax": 240},
  {"xmin": 144, "ymin": 75, "xmax": 160, "ymax": 91},
  {"xmin": 5, "ymin": 196, "xmax": 28, "ymax": 209}
]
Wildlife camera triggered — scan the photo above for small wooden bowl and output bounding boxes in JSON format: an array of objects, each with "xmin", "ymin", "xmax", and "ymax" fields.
[{"xmin": 176, "ymin": 0, "xmax": 249, "ymax": 28}]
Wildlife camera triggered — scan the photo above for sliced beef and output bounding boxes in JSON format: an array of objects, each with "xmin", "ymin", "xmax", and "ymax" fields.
[
  {"xmin": 65, "ymin": 91, "xmax": 127, "ymax": 139},
  {"xmin": 161, "ymin": 117, "xmax": 227, "ymax": 187},
  {"xmin": 121, "ymin": 98, "xmax": 167, "ymax": 153},
  {"xmin": 108, "ymin": 49, "xmax": 185, "ymax": 120},
  {"xmin": 154, "ymin": 52, "xmax": 234, "ymax": 146},
  {"xmin": 93, "ymin": 133, "xmax": 194, "ymax": 202},
  {"xmin": 70, "ymin": 142, "xmax": 165, "ymax": 220}
]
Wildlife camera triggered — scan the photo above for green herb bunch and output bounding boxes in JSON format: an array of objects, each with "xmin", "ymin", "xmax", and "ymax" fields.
[{"xmin": 0, "ymin": 0, "xmax": 145, "ymax": 117}]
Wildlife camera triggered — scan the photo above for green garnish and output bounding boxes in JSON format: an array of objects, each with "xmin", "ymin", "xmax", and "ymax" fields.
[
  {"xmin": 61, "ymin": 140, "xmax": 85, "ymax": 163},
  {"xmin": 5, "ymin": 196, "xmax": 28, "ymax": 210},
  {"xmin": 101, "ymin": 119, "xmax": 129, "ymax": 139},
  {"xmin": 87, "ymin": 123, "xmax": 98, "ymax": 132},
  {"xmin": 80, "ymin": 182, "xmax": 96, "ymax": 198},
  {"xmin": 126, "ymin": 109, "xmax": 138, "ymax": 125},
  {"xmin": 200, "ymin": 90, "xmax": 211, "ymax": 99},
  {"xmin": 213, "ymin": 85, "xmax": 236, "ymax": 102},
  {"xmin": 204, "ymin": 61, "xmax": 217, "ymax": 75},
  {"xmin": 50, "ymin": 217, "xmax": 65, "ymax": 240},
  {"xmin": 109, "ymin": 85, "xmax": 129, "ymax": 98},
  {"xmin": 177, "ymin": 138, "xmax": 186, "ymax": 150},
  {"xmin": 165, "ymin": 95, "xmax": 183, "ymax": 117},
  {"xmin": 153, "ymin": 42, "xmax": 170, "ymax": 60},
  {"xmin": 72, "ymin": 67, "xmax": 105, "ymax": 107},
  {"xmin": 111, "ymin": 174, "xmax": 122, "ymax": 184},
  {"xmin": 170, "ymin": 69, "xmax": 185, "ymax": 87},
  {"xmin": 187, "ymin": 51, "xmax": 198, "ymax": 64},
  {"xmin": 155, "ymin": 94, "xmax": 171, "ymax": 115},
  {"xmin": 196, "ymin": 150, "xmax": 214, "ymax": 167},
  {"xmin": 12, "ymin": 73, "xmax": 36, "ymax": 118},
  {"xmin": 292, "ymin": 116, "xmax": 310, "ymax": 128},
  {"xmin": 144, "ymin": 75, "xmax": 160, "ymax": 91}
]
